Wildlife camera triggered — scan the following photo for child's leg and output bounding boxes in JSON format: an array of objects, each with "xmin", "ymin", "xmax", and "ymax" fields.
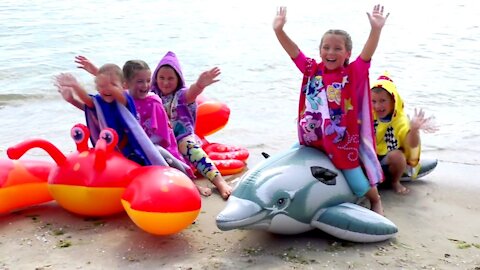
[
  {"xmin": 385, "ymin": 150, "xmax": 409, "ymax": 194},
  {"xmin": 365, "ymin": 186, "xmax": 384, "ymax": 216},
  {"xmin": 342, "ymin": 167, "xmax": 384, "ymax": 215},
  {"xmin": 178, "ymin": 136, "xmax": 232, "ymax": 199}
]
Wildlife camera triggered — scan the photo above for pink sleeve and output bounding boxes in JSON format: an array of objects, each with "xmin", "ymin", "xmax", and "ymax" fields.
[
  {"xmin": 350, "ymin": 56, "xmax": 371, "ymax": 79},
  {"xmin": 292, "ymin": 50, "xmax": 307, "ymax": 74}
]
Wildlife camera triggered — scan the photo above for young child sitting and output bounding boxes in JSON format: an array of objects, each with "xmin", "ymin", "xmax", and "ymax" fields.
[
  {"xmin": 371, "ymin": 72, "xmax": 438, "ymax": 194},
  {"xmin": 55, "ymin": 63, "xmax": 170, "ymax": 168}
]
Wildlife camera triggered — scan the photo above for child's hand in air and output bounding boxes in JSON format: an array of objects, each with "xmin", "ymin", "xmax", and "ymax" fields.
[
  {"xmin": 410, "ymin": 108, "xmax": 439, "ymax": 134},
  {"xmin": 196, "ymin": 67, "xmax": 221, "ymax": 89},
  {"xmin": 75, "ymin": 55, "xmax": 99, "ymax": 76},
  {"xmin": 273, "ymin": 6, "xmax": 287, "ymax": 32},
  {"xmin": 367, "ymin": 4, "xmax": 389, "ymax": 30},
  {"xmin": 54, "ymin": 73, "xmax": 79, "ymax": 88}
]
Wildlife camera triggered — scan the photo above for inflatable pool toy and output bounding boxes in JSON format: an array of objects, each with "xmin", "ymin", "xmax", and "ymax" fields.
[
  {"xmin": 216, "ymin": 145, "xmax": 398, "ymax": 243},
  {"xmin": 7, "ymin": 123, "xmax": 200, "ymax": 235},
  {"xmin": 195, "ymin": 94, "xmax": 230, "ymax": 138},
  {"xmin": 194, "ymin": 95, "xmax": 249, "ymax": 176},
  {"xmin": 203, "ymin": 143, "xmax": 249, "ymax": 161},
  {"xmin": 202, "ymin": 142, "xmax": 249, "ymax": 175},
  {"xmin": 0, "ymin": 159, "xmax": 53, "ymax": 214},
  {"xmin": 8, "ymin": 125, "xmax": 141, "ymax": 216},
  {"xmin": 122, "ymin": 166, "xmax": 201, "ymax": 235},
  {"xmin": 400, "ymin": 158, "xmax": 438, "ymax": 182}
]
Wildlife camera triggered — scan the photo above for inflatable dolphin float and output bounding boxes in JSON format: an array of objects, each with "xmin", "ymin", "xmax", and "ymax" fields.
[{"xmin": 216, "ymin": 145, "xmax": 398, "ymax": 243}]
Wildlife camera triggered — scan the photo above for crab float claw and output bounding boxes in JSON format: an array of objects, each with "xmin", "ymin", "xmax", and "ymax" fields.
[{"xmin": 7, "ymin": 124, "xmax": 201, "ymax": 235}]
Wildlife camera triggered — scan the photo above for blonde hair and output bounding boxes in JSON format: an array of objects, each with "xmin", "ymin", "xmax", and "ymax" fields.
[{"xmin": 97, "ymin": 63, "xmax": 124, "ymax": 82}]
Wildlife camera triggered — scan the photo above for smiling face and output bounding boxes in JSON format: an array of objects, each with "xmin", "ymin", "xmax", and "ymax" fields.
[
  {"xmin": 125, "ymin": 69, "xmax": 152, "ymax": 99},
  {"xmin": 95, "ymin": 73, "xmax": 123, "ymax": 103},
  {"xmin": 123, "ymin": 60, "xmax": 152, "ymax": 100},
  {"xmin": 156, "ymin": 66, "xmax": 179, "ymax": 96},
  {"xmin": 94, "ymin": 64, "xmax": 124, "ymax": 103},
  {"xmin": 320, "ymin": 32, "xmax": 352, "ymax": 71},
  {"xmin": 371, "ymin": 87, "xmax": 395, "ymax": 119}
]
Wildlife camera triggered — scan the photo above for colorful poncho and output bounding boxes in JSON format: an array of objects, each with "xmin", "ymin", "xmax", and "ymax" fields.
[{"xmin": 293, "ymin": 51, "xmax": 383, "ymax": 185}]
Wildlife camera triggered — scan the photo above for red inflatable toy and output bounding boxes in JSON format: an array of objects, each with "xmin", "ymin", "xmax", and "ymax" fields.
[
  {"xmin": 6, "ymin": 124, "xmax": 201, "ymax": 235},
  {"xmin": 195, "ymin": 95, "xmax": 249, "ymax": 175},
  {"xmin": 0, "ymin": 159, "xmax": 53, "ymax": 214},
  {"xmin": 122, "ymin": 166, "xmax": 201, "ymax": 235}
]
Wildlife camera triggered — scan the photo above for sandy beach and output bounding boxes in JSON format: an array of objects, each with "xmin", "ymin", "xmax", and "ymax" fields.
[{"xmin": 1, "ymin": 154, "xmax": 479, "ymax": 270}]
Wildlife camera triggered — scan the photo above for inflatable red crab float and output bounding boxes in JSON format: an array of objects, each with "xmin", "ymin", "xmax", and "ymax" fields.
[{"xmin": 6, "ymin": 123, "xmax": 201, "ymax": 235}]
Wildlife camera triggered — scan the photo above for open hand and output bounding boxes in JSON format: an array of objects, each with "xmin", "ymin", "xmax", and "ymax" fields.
[
  {"xmin": 273, "ymin": 6, "xmax": 287, "ymax": 32},
  {"xmin": 367, "ymin": 4, "xmax": 389, "ymax": 30},
  {"xmin": 54, "ymin": 73, "xmax": 79, "ymax": 88},
  {"xmin": 75, "ymin": 55, "xmax": 99, "ymax": 76},
  {"xmin": 410, "ymin": 108, "xmax": 439, "ymax": 133},
  {"xmin": 196, "ymin": 67, "xmax": 221, "ymax": 89}
]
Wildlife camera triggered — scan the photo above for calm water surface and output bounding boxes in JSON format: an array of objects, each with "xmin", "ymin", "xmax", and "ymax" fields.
[{"xmin": 1, "ymin": 0, "xmax": 479, "ymax": 166}]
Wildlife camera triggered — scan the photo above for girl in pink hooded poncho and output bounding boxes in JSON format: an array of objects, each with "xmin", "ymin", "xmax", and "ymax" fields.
[{"xmin": 273, "ymin": 5, "xmax": 389, "ymax": 215}]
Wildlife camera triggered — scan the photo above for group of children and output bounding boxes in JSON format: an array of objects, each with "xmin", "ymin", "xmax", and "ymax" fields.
[
  {"xmin": 54, "ymin": 4, "xmax": 437, "ymax": 216},
  {"xmin": 55, "ymin": 52, "xmax": 232, "ymax": 200}
]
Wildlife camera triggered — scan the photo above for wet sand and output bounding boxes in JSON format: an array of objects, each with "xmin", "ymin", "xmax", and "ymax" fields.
[{"xmin": 0, "ymin": 158, "xmax": 479, "ymax": 270}]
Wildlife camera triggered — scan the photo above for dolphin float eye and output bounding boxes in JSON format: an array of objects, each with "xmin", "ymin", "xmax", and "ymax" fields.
[
  {"xmin": 276, "ymin": 198, "xmax": 286, "ymax": 207},
  {"xmin": 311, "ymin": 166, "xmax": 337, "ymax": 185}
]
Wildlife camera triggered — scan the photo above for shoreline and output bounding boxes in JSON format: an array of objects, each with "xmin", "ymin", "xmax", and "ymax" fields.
[{"xmin": 0, "ymin": 159, "xmax": 479, "ymax": 269}]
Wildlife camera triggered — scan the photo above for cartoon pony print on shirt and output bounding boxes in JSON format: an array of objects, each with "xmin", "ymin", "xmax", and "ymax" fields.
[
  {"xmin": 326, "ymin": 82, "xmax": 343, "ymax": 105},
  {"xmin": 325, "ymin": 108, "xmax": 346, "ymax": 143},
  {"xmin": 300, "ymin": 111, "xmax": 323, "ymax": 143},
  {"xmin": 304, "ymin": 75, "xmax": 324, "ymax": 110}
]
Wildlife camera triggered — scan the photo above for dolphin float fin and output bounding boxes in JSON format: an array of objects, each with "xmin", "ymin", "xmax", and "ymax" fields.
[{"xmin": 311, "ymin": 203, "xmax": 398, "ymax": 243}]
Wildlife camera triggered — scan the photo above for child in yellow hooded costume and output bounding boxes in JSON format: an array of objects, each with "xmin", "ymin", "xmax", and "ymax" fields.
[{"xmin": 371, "ymin": 72, "xmax": 437, "ymax": 194}]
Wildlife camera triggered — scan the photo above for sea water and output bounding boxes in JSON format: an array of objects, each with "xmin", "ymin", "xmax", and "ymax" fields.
[{"xmin": 1, "ymin": 0, "xmax": 479, "ymax": 166}]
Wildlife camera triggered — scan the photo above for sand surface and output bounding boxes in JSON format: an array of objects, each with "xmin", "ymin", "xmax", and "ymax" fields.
[{"xmin": 1, "ymin": 159, "xmax": 479, "ymax": 270}]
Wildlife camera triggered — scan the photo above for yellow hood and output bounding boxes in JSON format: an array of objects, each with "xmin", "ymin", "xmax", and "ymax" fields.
[{"xmin": 372, "ymin": 72, "xmax": 421, "ymax": 171}]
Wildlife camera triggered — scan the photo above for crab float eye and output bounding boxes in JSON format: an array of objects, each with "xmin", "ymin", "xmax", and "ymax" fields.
[
  {"xmin": 71, "ymin": 127, "xmax": 85, "ymax": 143},
  {"xmin": 98, "ymin": 128, "xmax": 119, "ymax": 152},
  {"xmin": 71, "ymin": 124, "xmax": 90, "ymax": 152}
]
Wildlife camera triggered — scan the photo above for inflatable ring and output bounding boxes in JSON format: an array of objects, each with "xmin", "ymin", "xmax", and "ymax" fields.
[
  {"xmin": 203, "ymin": 143, "xmax": 249, "ymax": 161},
  {"xmin": 202, "ymin": 142, "xmax": 249, "ymax": 175},
  {"xmin": 212, "ymin": 159, "xmax": 246, "ymax": 176}
]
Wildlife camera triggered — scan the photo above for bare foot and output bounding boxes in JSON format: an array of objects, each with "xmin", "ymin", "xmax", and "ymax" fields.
[
  {"xmin": 370, "ymin": 197, "xmax": 384, "ymax": 216},
  {"xmin": 212, "ymin": 177, "xmax": 232, "ymax": 200},
  {"xmin": 392, "ymin": 182, "xmax": 410, "ymax": 195},
  {"xmin": 196, "ymin": 185, "xmax": 212, "ymax": 197}
]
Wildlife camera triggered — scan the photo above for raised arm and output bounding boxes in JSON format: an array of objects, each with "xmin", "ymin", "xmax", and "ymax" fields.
[
  {"xmin": 273, "ymin": 6, "xmax": 300, "ymax": 59},
  {"xmin": 75, "ymin": 55, "xmax": 99, "ymax": 76},
  {"xmin": 56, "ymin": 84, "xmax": 85, "ymax": 110},
  {"xmin": 360, "ymin": 5, "xmax": 390, "ymax": 62},
  {"xmin": 185, "ymin": 67, "xmax": 221, "ymax": 104},
  {"xmin": 55, "ymin": 73, "xmax": 94, "ymax": 108}
]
